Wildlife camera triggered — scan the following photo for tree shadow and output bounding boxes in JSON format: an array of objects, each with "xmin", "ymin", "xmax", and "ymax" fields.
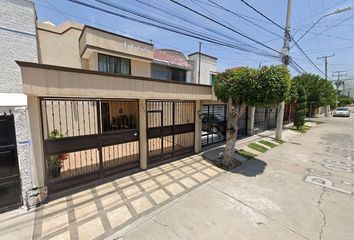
[
  {"xmin": 230, "ymin": 158, "xmax": 267, "ymax": 177},
  {"xmin": 202, "ymin": 147, "xmax": 267, "ymax": 177}
]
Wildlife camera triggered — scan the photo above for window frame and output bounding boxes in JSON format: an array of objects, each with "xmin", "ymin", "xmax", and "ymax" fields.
[{"xmin": 98, "ymin": 53, "xmax": 131, "ymax": 75}]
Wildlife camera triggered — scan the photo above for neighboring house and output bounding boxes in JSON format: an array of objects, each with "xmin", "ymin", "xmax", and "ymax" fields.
[
  {"xmin": 0, "ymin": 0, "xmax": 38, "ymax": 212},
  {"xmin": 188, "ymin": 52, "xmax": 218, "ymax": 85},
  {"xmin": 152, "ymin": 49, "xmax": 193, "ymax": 82}
]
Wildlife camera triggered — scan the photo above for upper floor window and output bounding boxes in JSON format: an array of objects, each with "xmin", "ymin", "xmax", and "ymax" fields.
[
  {"xmin": 98, "ymin": 53, "xmax": 131, "ymax": 75},
  {"xmin": 210, "ymin": 73, "xmax": 217, "ymax": 85},
  {"xmin": 151, "ymin": 64, "xmax": 186, "ymax": 82}
]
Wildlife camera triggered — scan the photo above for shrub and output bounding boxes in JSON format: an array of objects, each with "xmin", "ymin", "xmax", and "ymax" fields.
[{"xmin": 294, "ymin": 85, "xmax": 307, "ymax": 129}]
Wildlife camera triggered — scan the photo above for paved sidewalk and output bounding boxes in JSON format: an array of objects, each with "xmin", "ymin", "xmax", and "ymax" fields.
[
  {"xmin": 0, "ymin": 156, "xmax": 224, "ymax": 240},
  {"xmin": 119, "ymin": 117, "xmax": 354, "ymax": 240},
  {"xmin": 0, "ymin": 124, "xmax": 311, "ymax": 240}
]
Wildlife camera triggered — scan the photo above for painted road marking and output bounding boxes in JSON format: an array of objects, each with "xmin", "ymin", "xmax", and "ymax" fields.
[
  {"xmin": 305, "ymin": 176, "xmax": 352, "ymax": 195},
  {"xmin": 342, "ymin": 181, "xmax": 353, "ymax": 186}
]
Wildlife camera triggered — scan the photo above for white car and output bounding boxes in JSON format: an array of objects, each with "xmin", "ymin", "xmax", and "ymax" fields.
[{"xmin": 333, "ymin": 107, "xmax": 351, "ymax": 117}]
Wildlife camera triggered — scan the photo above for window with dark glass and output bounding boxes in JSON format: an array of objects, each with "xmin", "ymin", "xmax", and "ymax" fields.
[
  {"xmin": 98, "ymin": 54, "xmax": 131, "ymax": 75},
  {"xmin": 151, "ymin": 64, "xmax": 186, "ymax": 82},
  {"xmin": 210, "ymin": 73, "xmax": 217, "ymax": 85}
]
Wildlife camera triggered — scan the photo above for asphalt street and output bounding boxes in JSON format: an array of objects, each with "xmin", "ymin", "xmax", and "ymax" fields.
[{"xmin": 117, "ymin": 110, "xmax": 354, "ymax": 240}]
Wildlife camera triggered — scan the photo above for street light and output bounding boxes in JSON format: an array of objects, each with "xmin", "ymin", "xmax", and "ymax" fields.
[{"xmin": 295, "ymin": 6, "xmax": 351, "ymax": 43}]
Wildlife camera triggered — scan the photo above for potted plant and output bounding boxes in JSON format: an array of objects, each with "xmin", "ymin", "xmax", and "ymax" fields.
[
  {"xmin": 48, "ymin": 154, "xmax": 62, "ymax": 177},
  {"xmin": 47, "ymin": 129, "xmax": 68, "ymax": 177},
  {"xmin": 48, "ymin": 129, "xmax": 69, "ymax": 161}
]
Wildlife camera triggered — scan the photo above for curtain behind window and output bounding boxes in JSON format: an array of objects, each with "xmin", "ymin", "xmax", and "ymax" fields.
[{"xmin": 98, "ymin": 54, "xmax": 130, "ymax": 75}]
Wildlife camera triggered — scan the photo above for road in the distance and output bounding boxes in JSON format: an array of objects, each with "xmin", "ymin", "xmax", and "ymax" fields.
[{"xmin": 118, "ymin": 109, "xmax": 354, "ymax": 240}]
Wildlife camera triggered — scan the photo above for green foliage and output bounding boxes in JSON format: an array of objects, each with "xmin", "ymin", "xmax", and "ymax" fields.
[
  {"xmin": 248, "ymin": 143, "xmax": 268, "ymax": 153},
  {"xmin": 48, "ymin": 155, "xmax": 62, "ymax": 168},
  {"xmin": 215, "ymin": 65, "xmax": 291, "ymax": 106},
  {"xmin": 274, "ymin": 139, "xmax": 285, "ymax": 144},
  {"xmin": 294, "ymin": 85, "xmax": 307, "ymax": 129},
  {"xmin": 293, "ymin": 74, "xmax": 336, "ymax": 115},
  {"xmin": 338, "ymin": 95, "xmax": 353, "ymax": 107},
  {"xmin": 112, "ymin": 115, "xmax": 138, "ymax": 129},
  {"xmin": 286, "ymin": 80, "xmax": 298, "ymax": 104},
  {"xmin": 291, "ymin": 125, "xmax": 311, "ymax": 134},
  {"xmin": 48, "ymin": 129, "xmax": 64, "ymax": 140},
  {"xmin": 259, "ymin": 140, "xmax": 277, "ymax": 148}
]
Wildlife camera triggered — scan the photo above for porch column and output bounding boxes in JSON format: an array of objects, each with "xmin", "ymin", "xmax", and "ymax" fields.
[
  {"xmin": 247, "ymin": 106, "xmax": 255, "ymax": 136},
  {"xmin": 139, "ymin": 99, "xmax": 147, "ymax": 170},
  {"xmin": 27, "ymin": 96, "xmax": 46, "ymax": 201},
  {"xmin": 194, "ymin": 100, "xmax": 202, "ymax": 153}
]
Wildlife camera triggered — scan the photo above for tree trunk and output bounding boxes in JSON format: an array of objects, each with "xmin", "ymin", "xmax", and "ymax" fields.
[{"xmin": 222, "ymin": 98, "xmax": 246, "ymax": 166}]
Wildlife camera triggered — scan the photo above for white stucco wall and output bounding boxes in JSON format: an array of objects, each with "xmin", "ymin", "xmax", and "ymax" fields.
[
  {"xmin": 0, "ymin": 0, "xmax": 39, "ymax": 206},
  {"xmin": 188, "ymin": 54, "xmax": 217, "ymax": 85}
]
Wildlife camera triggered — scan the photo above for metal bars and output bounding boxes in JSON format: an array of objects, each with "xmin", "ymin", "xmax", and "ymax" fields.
[
  {"xmin": 40, "ymin": 98, "xmax": 139, "ymax": 193},
  {"xmin": 147, "ymin": 100, "xmax": 195, "ymax": 164}
]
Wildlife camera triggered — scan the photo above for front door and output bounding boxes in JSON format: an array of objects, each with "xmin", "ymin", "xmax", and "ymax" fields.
[{"xmin": 0, "ymin": 114, "xmax": 22, "ymax": 212}]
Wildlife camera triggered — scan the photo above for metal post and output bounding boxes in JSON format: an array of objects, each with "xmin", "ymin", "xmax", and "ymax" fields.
[
  {"xmin": 198, "ymin": 42, "xmax": 202, "ymax": 84},
  {"xmin": 317, "ymin": 54, "xmax": 335, "ymax": 80},
  {"xmin": 276, "ymin": 0, "xmax": 291, "ymax": 141}
]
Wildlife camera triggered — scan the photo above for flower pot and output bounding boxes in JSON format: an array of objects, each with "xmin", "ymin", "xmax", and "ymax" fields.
[
  {"xmin": 59, "ymin": 153, "xmax": 69, "ymax": 161},
  {"xmin": 50, "ymin": 166, "xmax": 62, "ymax": 178}
]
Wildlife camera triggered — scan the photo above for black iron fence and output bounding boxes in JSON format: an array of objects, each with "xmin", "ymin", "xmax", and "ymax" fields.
[
  {"xmin": 147, "ymin": 100, "xmax": 195, "ymax": 164},
  {"xmin": 40, "ymin": 98, "xmax": 140, "ymax": 193}
]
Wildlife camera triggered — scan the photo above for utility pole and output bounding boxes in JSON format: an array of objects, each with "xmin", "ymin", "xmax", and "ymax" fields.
[
  {"xmin": 332, "ymin": 70, "xmax": 347, "ymax": 107},
  {"xmin": 198, "ymin": 42, "xmax": 202, "ymax": 84},
  {"xmin": 317, "ymin": 54, "xmax": 335, "ymax": 80},
  {"xmin": 276, "ymin": 0, "xmax": 292, "ymax": 140}
]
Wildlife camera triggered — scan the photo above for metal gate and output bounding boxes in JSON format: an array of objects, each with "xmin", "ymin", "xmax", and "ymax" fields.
[
  {"xmin": 147, "ymin": 100, "xmax": 195, "ymax": 164},
  {"xmin": 254, "ymin": 107, "xmax": 277, "ymax": 133},
  {"xmin": 0, "ymin": 114, "xmax": 21, "ymax": 212},
  {"xmin": 41, "ymin": 98, "xmax": 140, "ymax": 193},
  {"xmin": 201, "ymin": 105, "xmax": 226, "ymax": 146}
]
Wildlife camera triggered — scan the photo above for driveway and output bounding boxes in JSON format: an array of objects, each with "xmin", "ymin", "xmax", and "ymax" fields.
[{"xmin": 118, "ymin": 115, "xmax": 354, "ymax": 240}]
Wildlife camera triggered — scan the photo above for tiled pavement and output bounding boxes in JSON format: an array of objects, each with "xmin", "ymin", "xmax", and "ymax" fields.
[{"xmin": 31, "ymin": 155, "xmax": 224, "ymax": 240}]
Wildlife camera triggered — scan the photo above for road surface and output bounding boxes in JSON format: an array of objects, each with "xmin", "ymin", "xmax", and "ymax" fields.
[{"xmin": 116, "ymin": 112, "xmax": 354, "ymax": 240}]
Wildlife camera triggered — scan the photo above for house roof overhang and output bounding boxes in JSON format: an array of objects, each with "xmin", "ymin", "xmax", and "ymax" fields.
[{"xmin": 17, "ymin": 62, "xmax": 215, "ymax": 101}]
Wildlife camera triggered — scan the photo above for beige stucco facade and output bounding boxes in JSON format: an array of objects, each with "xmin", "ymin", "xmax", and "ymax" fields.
[{"xmin": 37, "ymin": 22, "xmax": 153, "ymax": 78}]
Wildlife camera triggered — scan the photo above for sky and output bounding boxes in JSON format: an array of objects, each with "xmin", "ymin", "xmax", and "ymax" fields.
[{"xmin": 34, "ymin": 0, "xmax": 354, "ymax": 97}]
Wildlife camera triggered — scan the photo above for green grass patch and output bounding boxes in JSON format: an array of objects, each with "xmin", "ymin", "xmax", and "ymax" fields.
[
  {"xmin": 236, "ymin": 149, "xmax": 257, "ymax": 159},
  {"xmin": 274, "ymin": 139, "xmax": 285, "ymax": 144},
  {"xmin": 259, "ymin": 140, "xmax": 277, "ymax": 148},
  {"xmin": 290, "ymin": 125, "xmax": 311, "ymax": 134},
  {"xmin": 248, "ymin": 143, "xmax": 268, "ymax": 153}
]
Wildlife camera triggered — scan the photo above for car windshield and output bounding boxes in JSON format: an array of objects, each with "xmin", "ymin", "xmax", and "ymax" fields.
[{"xmin": 336, "ymin": 108, "xmax": 348, "ymax": 111}]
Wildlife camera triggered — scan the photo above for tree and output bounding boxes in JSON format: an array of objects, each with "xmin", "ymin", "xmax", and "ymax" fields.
[
  {"xmin": 214, "ymin": 65, "xmax": 290, "ymax": 167},
  {"xmin": 294, "ymin": 85, "xmax": 307, "ymax": 129},
  {"xmin": 293, "ymin": 74, "xmax": 336, "ymax": 116},
  {"xmin": 338, "ymin": 95, "xmax": 353, "ymax": 107}
]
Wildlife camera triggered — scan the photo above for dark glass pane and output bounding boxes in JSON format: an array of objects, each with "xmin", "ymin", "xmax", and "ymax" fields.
[
  {"xmin": 98, "ymin": 54, "xmax": 109, "ymax": 72},
  {"xmin": 121, "ymin": 58, "xmax": 131, "ymax": 75},
  {"xmin": 0, "ymin": 182, "xmax": 21, "ymax": 210},
  {"xmin": 0, "ymin": 149, "xmax": 17, "ymax": 178}
]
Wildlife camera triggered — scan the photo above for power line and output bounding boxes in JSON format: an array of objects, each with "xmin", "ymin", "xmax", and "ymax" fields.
[
  {"xmin": 66, "ymin": 0, "xmax": 280, "ymax": 59},
  {"xmin": 205, "ymin": 0, "xmax": 283, "ymax": 38},
  {"xmin": 240, "ymin": 0, "xmax": 326, "ymax": 77},
  {"xmin": 168, "ymin": 0, "xmax": 281, "ymax": 54}
]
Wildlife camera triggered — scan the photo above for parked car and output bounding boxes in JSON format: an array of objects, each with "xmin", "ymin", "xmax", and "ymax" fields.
[
  {"xmin": 333, "ymin": 107, "xmax": 351, "ymax": 117},
  {"xmin": 202, "ymin": 113, "xmax": 226, "ymax": 134}
]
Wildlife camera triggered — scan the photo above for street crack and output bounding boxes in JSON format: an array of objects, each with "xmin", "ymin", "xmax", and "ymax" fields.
[{"xmin": 318, "ymin": 188, "xmax": 327, "ymax": 240}]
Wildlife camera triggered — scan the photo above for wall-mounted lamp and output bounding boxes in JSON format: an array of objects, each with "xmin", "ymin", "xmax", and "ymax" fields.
[{"xmin": 198, "ymin": 110, "xmax": 203, "ymax": 119}]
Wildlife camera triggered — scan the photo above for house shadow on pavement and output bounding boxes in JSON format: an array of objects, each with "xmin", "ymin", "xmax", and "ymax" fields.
[{"xmin": 202, "ymin": 147, "xmax": 267, "ymax": 177}]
